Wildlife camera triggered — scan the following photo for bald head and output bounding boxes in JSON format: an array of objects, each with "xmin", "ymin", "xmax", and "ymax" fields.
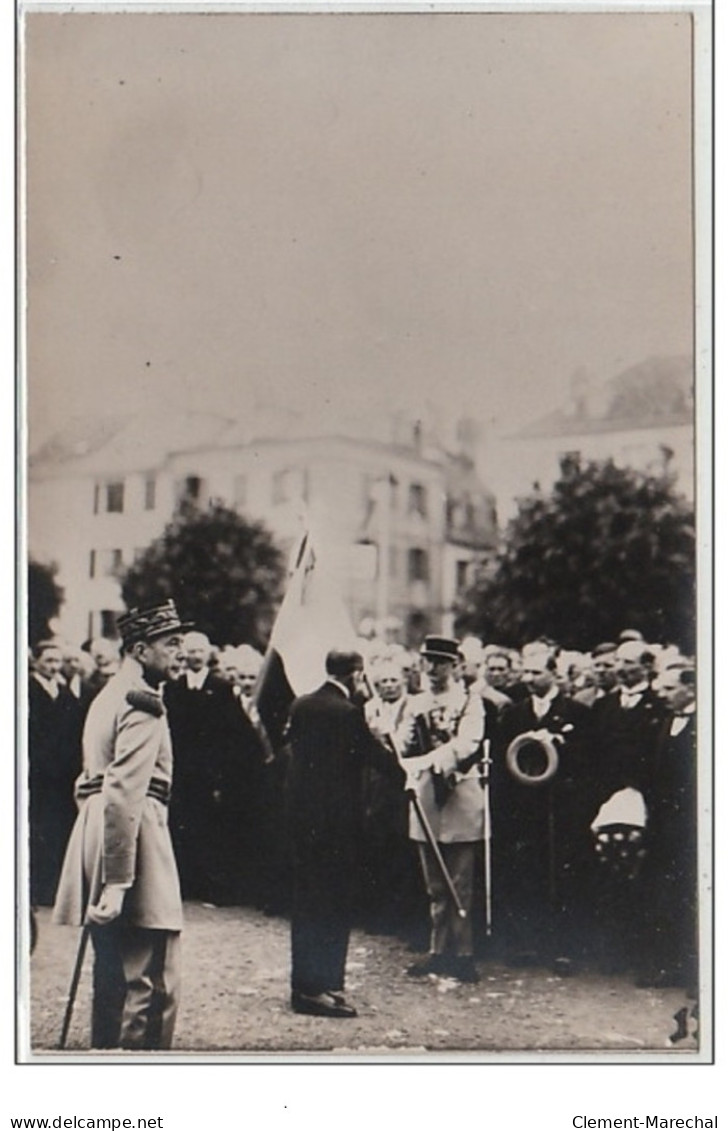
[{"xmin": 184, "ymin": 631, "xmax": 212, "ymax": 672}]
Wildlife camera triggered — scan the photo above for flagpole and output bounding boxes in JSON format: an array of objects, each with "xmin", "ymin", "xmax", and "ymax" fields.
[{"xmin": 374, "ymin": 477, "xmax": 391, "ymax": 635}]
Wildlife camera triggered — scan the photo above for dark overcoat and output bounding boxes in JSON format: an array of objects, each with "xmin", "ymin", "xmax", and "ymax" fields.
[
  {"xmin": 491, "ymin": 692, "xmax": 593, "ymax": 948},
  {"xmin": 287, "ymin": 680, "xmax": 404, "ymax": 995},
  {"xmin": 165, "ymin": 671, "xmax": 263, "ymax": 902}
]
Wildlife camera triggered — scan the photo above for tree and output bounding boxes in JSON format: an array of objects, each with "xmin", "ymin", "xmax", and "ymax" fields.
[
  {"xmin": 28, "ymin": 559, "xmax": 64, "ymax": 647},
  {"xmin": 120, "ymin": 501, "xmax": 286, "ymax": 648},
  {"xmin": 457, "ymin": 456, "xmax": 696, "ymax": 652}
]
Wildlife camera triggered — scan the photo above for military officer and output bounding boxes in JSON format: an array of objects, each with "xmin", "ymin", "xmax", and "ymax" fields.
[
  {"xmin": 54, "ymin": 601, "xmax": 188, "ymax": 1050},
  {"xmin": 397, "ymin": 636, "xmax": 486, "ymax": 984}
]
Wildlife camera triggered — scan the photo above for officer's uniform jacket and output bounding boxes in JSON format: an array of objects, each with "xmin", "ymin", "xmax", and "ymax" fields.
[
  {"xmin": 397, "ymin": 682, "xmax": 485, "ymax": 843},
  {"xmin": 53, "ymin": 656, "xmax": 183, "ymax": 930}
]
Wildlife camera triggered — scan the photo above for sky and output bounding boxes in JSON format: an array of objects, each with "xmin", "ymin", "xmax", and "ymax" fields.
[{"xmin": 23, "ymin": 8, "xmax": 696, "ymax": 451}]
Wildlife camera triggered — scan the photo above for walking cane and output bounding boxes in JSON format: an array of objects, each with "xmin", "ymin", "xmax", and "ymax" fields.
[
  {"xmin": 58, "ymin": 923, "xmax": 90, "ymax": 1050},
  {"xmin": 547, "ymin": 785, "xmax": 557, "ymax": 911}
]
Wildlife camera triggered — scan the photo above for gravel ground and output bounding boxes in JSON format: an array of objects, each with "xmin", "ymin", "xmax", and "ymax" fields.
[{"xmin": 26, "ymin": 904, "xmax": 699, "ymax": 1059}]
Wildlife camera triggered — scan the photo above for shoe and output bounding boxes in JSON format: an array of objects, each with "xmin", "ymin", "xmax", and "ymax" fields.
[
  {"xmin": 406, "ymin": 954, "xmax": 446, "ymax": 977},
  {"xmin": 447, "ymin": 956, "xmax": 480, "ymax": 984},
  {"xmin": 291, "ymin": 991, "xmax": 357, "ymax": 1018},
  {"xmin": 552, "ymin": 956, "xmax": 575, "ymax": 977}
]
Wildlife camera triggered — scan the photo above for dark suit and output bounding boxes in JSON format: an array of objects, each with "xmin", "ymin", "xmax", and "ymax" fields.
[
  {"xmin": 165, "ymin": 671, "xmax": 263, "ymax": 904},
  {"xmin": 639, "ymin": 712, "xmax": 698, "ymax": 988},
  {"xmin": 287, "ymin": 681, "xmax": 404, "ymax": 997},
  {"xmin": 28, "ymin": 677, "xmax": 81, "ymax": 906},
  {"xmin": 589, "ymin": 686, "xmax": 667, "ymax": 972},
  {"xmin": 491, "ymin": 692, "xmax": 592, "ymax": 959},
  {"xmin": 590, "ymin": 686, "xmax": 665, "ymax": 805}
]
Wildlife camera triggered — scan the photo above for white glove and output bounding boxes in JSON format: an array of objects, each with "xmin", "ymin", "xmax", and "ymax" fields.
[{"xmin": 86, "ymin": 883, "xmax": 127, "ymax": 925}]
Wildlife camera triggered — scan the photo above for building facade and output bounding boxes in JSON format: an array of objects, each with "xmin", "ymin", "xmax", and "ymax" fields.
[{"xmin": 28, "ymin": 410, "xmax": 497, "ymax": 647}]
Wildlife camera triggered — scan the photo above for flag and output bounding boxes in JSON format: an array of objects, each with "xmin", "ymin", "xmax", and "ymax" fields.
[{"xmin": 253, "ymin": 531, "xmax": 355, "ymax": 749}]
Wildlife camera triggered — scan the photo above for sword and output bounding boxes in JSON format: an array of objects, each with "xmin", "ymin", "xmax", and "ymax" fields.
[
  {"xmin": 406, "ymin": 785, "xmax": 467, "ymax": 919},
  {"xmin": 373, "ymin": 701, "xmax": 467, "ymax": 921},
  {"xmin": 480, "ymin": 742, "xmax": 493, "ymax": 936}
]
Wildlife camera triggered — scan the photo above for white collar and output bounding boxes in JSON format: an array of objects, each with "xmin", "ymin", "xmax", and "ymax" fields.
[
  {"xmin": 620, "ymin": 681, "xmax": 649, "ymax": 697},
  {"xmin": 326, "ymin": 677, "xmax": 350, "ymax": 699},
  {"xmin": 186, "ymin": 669, "xmax": 209, "ymax": 690}
]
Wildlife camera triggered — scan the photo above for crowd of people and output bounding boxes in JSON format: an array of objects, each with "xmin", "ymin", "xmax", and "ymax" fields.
[{"xmin": 28, "ymin": 612, "xmax": 698, "ymax": 1041}]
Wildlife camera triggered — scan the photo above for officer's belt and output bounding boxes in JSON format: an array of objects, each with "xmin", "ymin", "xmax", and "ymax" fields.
[{"xmin": 76, "ymin": 774, "xmax": 171, "ymax": 806}]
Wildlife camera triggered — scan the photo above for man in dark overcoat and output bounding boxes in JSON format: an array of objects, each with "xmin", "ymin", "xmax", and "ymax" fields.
[
  {"xmin": 491, "ymin": 643, "xmax": 592, "ymax": 968},
  {"xmin": 589, "ymin": 640, "xmax": 667, "ymax": 974},
  {"xmin": 637, "ymin": 661, "xmax": 698, "ymax": 991},
  {"xmin": 165, "ymin": 631, "xmax": 263, "ymax": 905},
  {"xmin": 28, "ymin": 640, "xmax": 81, "ymax": 906},
  {"xmin": 287, "ymin": 648, "xmax": 405, "ymax": 1018}
]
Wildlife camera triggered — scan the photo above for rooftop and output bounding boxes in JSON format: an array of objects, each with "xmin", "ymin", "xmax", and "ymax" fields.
[{"xmin": 507, "ymin": 355, "xmax": 693, "ymax": 440}]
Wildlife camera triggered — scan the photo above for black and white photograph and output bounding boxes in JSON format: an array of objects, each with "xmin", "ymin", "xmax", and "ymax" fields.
[{"xmin": 17, "ymin": 0, "xmax": 713, "ymax": 1075}]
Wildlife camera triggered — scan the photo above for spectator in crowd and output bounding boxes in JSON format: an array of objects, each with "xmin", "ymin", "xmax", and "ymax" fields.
[
  {"xmin": 218, "ymin": 646, "xmax": 242, "ymax": 689},
  {"xmin": 233, "ymin": 643, "xmax": 286, "ymax": 911},
  {"xmin": 618, "ymin": 628, "xmax": 645, "ymax": 644},
  {"xmin": 59, "ymin": 640, "xmax": 95, "ymax": 753},
  {"xmin": 465, "ymin": 642, "xmax": 510, "ymax": 710},
  {"xmin": 398, "ymin": 636, "xmax": 486, "ymax": 984},
  {"xmin": 401, "ymin": 649, "xmax": 422, "ymax": 696},
  {"xmin": 360, "ymin": 657, "xmax": 424, "ymax": 937},
  {"xmin": 491, "ymin": 642, "xmax": 592, "ymax": 970},
  {"xmin": 85, "ymin": 637, "xmax": 122, "ymax": 697},
  {"xmin": 59, "ymin": 643, "xmax": 93, "ymax": 701},
  {"xmin": 589, "ymin": 640, "xmax": 666, "ymax": 974},
  {"xmin": 28, "ymin": 639, "xmax": 81, "ymax": 906},
  {"xmin": 574, "ymin": 643, "xmax": 619, "ymax": 707},
  {"xmin": 165, "ymin": 631, "xmax": 263, "ymax": 905},
  {"xmin": 637, "ymin": 661, "xmax": 698, "ymax": 991}
]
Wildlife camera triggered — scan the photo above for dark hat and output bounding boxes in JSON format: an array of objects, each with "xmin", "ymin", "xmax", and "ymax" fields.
[
  {"xmin": 420, "ymin": 635, "xmax": 461, "ymax": 662},
  {"xmin": 117, "ymin": 600, "xmax": 191, "ymax": 649}
]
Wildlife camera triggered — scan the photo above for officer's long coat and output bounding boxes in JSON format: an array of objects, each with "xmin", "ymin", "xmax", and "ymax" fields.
[
  {"xmin": 53, "ymin": 657, "xmax": 183, "ymax": 931},
  {"xmin": 396, "ymin": 683, "xmax": 486, "ymax": 843}
]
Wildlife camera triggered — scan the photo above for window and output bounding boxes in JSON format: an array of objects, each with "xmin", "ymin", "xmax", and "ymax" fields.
[
  {"xmin": 272, "ymin": 470, "xmax": 289, "ymax": 505},
  {"xmin": 106, "ymin": 481, "xmax": 125, "ymax": 513},
  {"xmin": 144, "ymin": 475, "xmax": 156, "ymax": 510},
  {"xmin": 407, "ymin": 547, "xmax": 430, "ymax": 583},
  {"xmin": 89, "ymin": 549, "xmax": 96, "ymax": 579},
  {"xmin": 272, "ymin": 467, "xmax": 307, "ymax": 506},
  {"xmin": 456, "ymin": 560, "xmax": 470, "ymax": 593},
  {"xmin": 100, "ymin": 610, "xmax": 119, "ymax": 638},
  {"xmin": 408, "ymin": 483, "xmax": 428, "ymax": 518},
  {"xmin": 93, "ymin": 484, "xmax": 100, "ymax": 515},
  {"xmin": 184, "ymin": 475, "xmax": 202, "ymax": 500},
  {"xmin": 97, "ymin": 549, "xmax": 123, "ymax": 577},
  {"xmin": 175, "ymin": 475, "xmax": 204, "ymax": 505}
]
